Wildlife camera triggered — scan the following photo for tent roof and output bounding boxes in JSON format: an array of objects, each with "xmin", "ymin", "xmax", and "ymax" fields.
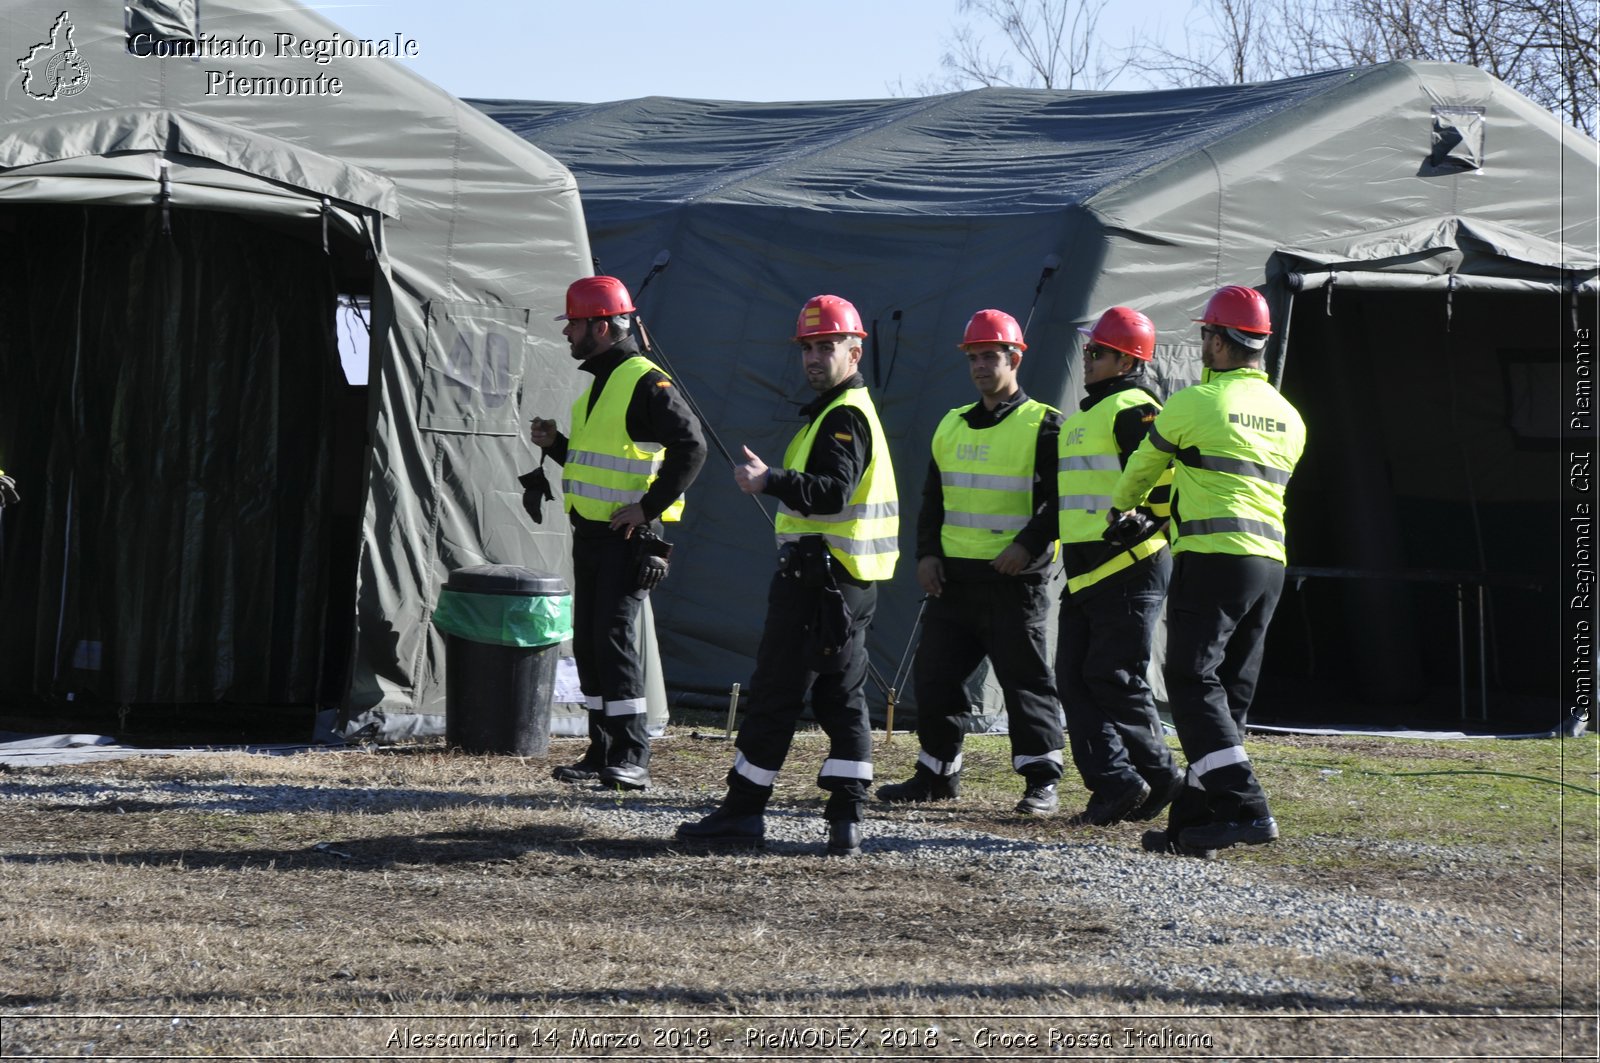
[{"xmin": 473, "ymin": 68, "xmax": 1370, "ymax": 215}]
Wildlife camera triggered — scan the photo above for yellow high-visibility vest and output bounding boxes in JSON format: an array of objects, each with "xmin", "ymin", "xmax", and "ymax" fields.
[
  {"xmin": 932, "ymin": 399, "xmax": 1056, "ymax": 561},
  {"xmin": 1058, "ymin": 387, "xmax": 1171, "ymax": 593},
  {"xmin": 773, "ymin": 388, "xmax": 899, "ymax": 581},
  {"xmin": 1114, "ymin": 367, "xmax": 1305, "ymax": 562},
  {"xmin": 562, "ymin": 356, "xmax": 685, "ymax": 523}
]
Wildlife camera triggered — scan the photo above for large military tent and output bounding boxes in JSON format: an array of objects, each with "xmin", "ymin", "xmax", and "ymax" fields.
[
  {"xmin": 477, "ymin": 62, "xmax": 1597, "ymax": 731},
  {"xmin": 0, "ymin": 0, "xmax": 602, "ymax": 742}
]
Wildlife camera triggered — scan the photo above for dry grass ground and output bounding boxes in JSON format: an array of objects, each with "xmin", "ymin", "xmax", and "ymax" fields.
[{"xmin": 0, "ymin": 729, "xmax": 1595, "ymax": 1060}]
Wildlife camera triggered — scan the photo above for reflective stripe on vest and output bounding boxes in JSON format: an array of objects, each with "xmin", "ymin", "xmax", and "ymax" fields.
[
  {"xmin": 562, "ymin": 356, "xmax": 685, "ymax": 523},
  {"xmin": 932, "ymin": 399, "xmax": 1055, "ymax": 561},
  {"xmin": 772, "ymin": 388, "xmax": 899, "ymax": 581}
]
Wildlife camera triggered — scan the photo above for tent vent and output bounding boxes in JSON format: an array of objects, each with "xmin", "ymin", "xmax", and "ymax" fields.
[
  {"xmin": 1428, "ymin": 107, "xmax": 1485, "ymax": 172},
  {"xmin": 125, "ymin": 0, "xmax": 200, "ymax": 55}
]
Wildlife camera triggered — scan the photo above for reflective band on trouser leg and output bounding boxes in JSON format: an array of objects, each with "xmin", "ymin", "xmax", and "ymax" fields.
[
  {"xmin": 916, "ymin": 749, "xmax": 962, "ymax": 776},
  {"xmin": 1191, "ymin": 744, "xmax": 1250, "ymax": 779},
  {"xmin": 819, "ymin": 758, "xmax": 874, "ymax": 781},
  {"xmin": 733, "ymin": 751, "xmax": 779, "ymax": 788},
  {"xmin": 586, "ymin": 696, "xmax": 604, "ymax": 712},
  {"xmin": 604, "ymin": 697, "xmax": 647, "ymax": 717},
  {"xmin": 1013, "ymin": 750, "xmax": 1063, "ymax": 773}
]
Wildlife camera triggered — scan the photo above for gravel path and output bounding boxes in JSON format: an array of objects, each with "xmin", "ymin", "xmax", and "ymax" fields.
[{"xmin": 0, "ymin": 771, "xmax": 1533, "ymax": 1006}]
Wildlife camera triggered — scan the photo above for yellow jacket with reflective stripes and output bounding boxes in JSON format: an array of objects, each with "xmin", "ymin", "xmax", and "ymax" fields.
[
  {"xmin": 1058, "ymin": 386, "xmax": 1171, "ymax": 593},
  {"xmin": 563, "ymin": 356, "xmax": 685, "ymax": 523},
  {"xmin": 774, "ymin": 388, "xmax": 899, "ymax": 581},
  {"xmin": 932, "ymin": 399, "xmax": 1056, "ymax": 561},
  {"xmin": 1112, "ymin": 367, "xmax": 1305, "ymax": 562}
]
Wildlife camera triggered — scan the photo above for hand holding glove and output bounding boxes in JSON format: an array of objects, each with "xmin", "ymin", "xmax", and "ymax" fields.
[
  {"xmin": 1103, "ymin": 507, "xmax": 1154, "ymax": 547},
  {"xmin": 518, "ymin": 467, "xmax": 555, "ymax": 524}
]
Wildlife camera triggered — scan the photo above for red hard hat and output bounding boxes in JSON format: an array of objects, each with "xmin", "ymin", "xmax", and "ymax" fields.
[
  {"xmin": 959, "ymin": 309, "xmax": 1027, "ymax": 352},
  {"xmin": 794, "ymin": 294, "xmax": 868, "ymax": 340},
  {"xmin": 1076, "ymin": 306, "xmax": 1155, "ymax": 361},
  {"xmin": 557, "ymin": 275, "xmax": 636, "ymax": 320},
  {"xmin": 1194, "ymin": 285, "xmax": 1272, "ymax": 336}
]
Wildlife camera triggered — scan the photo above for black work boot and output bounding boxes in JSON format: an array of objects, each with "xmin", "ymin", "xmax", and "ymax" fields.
[
  {"xmin": 1141, "ymin": 828, "xmax": 1216, "ymax": 860},
  {"xmin": 826, "ymin": 820, "xmax": 863, "ymax": 857},
  {"xmin": 599, "ymin": 763, "xmax": 651, "ymax": 791},
  {"xmin": 1068, "ymin": 777, "xmax": 1150, "ymax": 826},
  {"xmin": 552, "ymin": 748, "xmax": 603, "ymax": 784},
  {"xmin": 875, "ymin": 765, "xmax": 959, "ymax": 804},
  {"xmin": 1015, "ymin": 781, "xmax": 1059, "ymax": 816},
  {"xmin": 1180, "ymin": 816, "xmax": 1279, "ymax": 850},
  {"xmin": 675, "ymin": 800, "xmax": 765, "ymax": 848},
  {"xmin": 1128, "ymin": 772, "xmax": 1185, "ymax": 822}
]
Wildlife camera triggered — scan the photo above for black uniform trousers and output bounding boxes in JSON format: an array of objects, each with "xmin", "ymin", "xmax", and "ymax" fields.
[
  {"xmin": 728, "ymin": 560, "xmax": 878, "ymax": 824},
  {"xmin": 1162, "ymin": 552, "xmax": 1283, "ymax": 828},
  {"xmin": 911, "ymin": 576, "xmax": 1064, "ymax": 783},
  {"xmin": 1057, "ymin": 550, "xmax": 1179, "ymax": 797},
  {"xmin": 570, "ymin": 532, "xmax": 650, "ymax": 770}
]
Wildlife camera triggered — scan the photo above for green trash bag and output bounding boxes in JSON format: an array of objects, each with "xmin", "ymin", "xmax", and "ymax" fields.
[{"xmin": 432, "ymin": 588, "xmax": 573, "ymax": 648}]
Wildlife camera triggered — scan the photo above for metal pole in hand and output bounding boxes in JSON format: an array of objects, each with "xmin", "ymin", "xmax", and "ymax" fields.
[{"xmin": 884, "ymin": 687, "xmax": 897, "ymax": 747}]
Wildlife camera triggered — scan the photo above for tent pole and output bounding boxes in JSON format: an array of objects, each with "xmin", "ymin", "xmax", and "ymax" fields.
[{"xmin": 1272, "ymin": 291, "xmax": 1296, "ymax": 390}]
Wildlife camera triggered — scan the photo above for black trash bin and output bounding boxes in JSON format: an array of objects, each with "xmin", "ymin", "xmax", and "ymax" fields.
[{"xmin": 433, "ymin": 565, "xmax": 572, "ymax": 756}]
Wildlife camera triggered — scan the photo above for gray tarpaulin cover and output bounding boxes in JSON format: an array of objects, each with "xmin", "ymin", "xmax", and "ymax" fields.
[{"xmin": 474, "ymin": 62, "xmax": 1595, "ymax": 718}]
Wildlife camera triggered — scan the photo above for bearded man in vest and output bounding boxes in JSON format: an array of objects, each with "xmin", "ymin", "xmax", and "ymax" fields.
[
  {"xmin": 1056, "ymin": 307, "xmax": 1182, "ymax": 828},
  {"xmin": 528, "ymin": 276, "xmax": 706, "ymax": 792},
  {"xmin": 1111, "ymin": 285, "xmax": 1306, "ymax": 856},
  {"xmin": 876, "ymin": 309, "xmax": 1067, "ymax": 815},
  {"xmin": 677, "ymin": 294, "xmax": 898, "ymax": 857}
]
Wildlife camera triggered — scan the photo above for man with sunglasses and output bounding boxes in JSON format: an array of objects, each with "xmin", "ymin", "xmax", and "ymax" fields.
[
  {"xmin": 876, "ymin": 309, "xmax": 1066, "ymax": 816},
  {"xmin": 1110, "ymin": 285, "xmax": 1306, "ymax": 857},
  {"xmin": 1056, "ymin": 306, "xmax": 1183, "ymax": 828},
  {"xmin": 677, "ymin": 294, "xmax": 898, "ymax": 857},
  {"xmin": 529, "ymin": 275, "xmax": 706, "ymax": 792}
]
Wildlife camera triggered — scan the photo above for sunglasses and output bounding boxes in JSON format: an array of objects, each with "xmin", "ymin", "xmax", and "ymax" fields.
[{"xmin": 1084, "ymin": 345, "xmax": 1118, "ymax": 361}]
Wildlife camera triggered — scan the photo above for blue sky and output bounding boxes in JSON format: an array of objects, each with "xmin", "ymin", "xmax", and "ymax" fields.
[{"xmin": 312, "ymin": 0, "xmax": 1197, "ymax": 102}]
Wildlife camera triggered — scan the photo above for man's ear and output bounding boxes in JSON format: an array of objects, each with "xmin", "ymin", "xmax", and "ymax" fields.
[
  {"xmin": 1009, "ymin": 351, "xmax": 1025, "ymax": 371},
  {"xmin": 848, "ymin": 342, "xmax": 864, "ymax": 367}
]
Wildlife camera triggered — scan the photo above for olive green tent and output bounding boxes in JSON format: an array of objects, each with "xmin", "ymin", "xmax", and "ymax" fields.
[{"xmin": 0, "ymin": 0, "xmax": 632, "ymax": 742}]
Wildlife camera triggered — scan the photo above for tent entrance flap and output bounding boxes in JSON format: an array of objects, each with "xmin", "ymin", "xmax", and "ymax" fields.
[
  {"xmin": 0, "ymin": 203, "xmax": 368, "ymax": 711},
  {"xmin": 1263, "ymin": 285, "xmax": 1581, "ymax": 728}
]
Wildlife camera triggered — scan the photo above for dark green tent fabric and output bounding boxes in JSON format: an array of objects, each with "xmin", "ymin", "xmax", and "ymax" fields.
[{"xmin": 475, "ymin": 62, "xmax": 1597, "ymax": 725}]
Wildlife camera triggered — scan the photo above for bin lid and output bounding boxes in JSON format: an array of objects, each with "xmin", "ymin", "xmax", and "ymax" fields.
[{"xmin": 444, "ymin": 564, "xmax": 568, "ymax": 597}]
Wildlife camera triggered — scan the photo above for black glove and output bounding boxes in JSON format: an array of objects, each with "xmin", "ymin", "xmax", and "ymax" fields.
[
  {"xmin": 518, "ymin": 467, "xmax": 554, "ymax": 524},
  {"xmin": 632, "ymin": 528, "xmax": 673, "ymax": 592},
  {"xmin": 1103, "ymin": 507, "xmax": 1154, "ymax": 547},
  {"xmin": 0, "ymin": 474, "xmax": 17, "ymax": 508}
]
